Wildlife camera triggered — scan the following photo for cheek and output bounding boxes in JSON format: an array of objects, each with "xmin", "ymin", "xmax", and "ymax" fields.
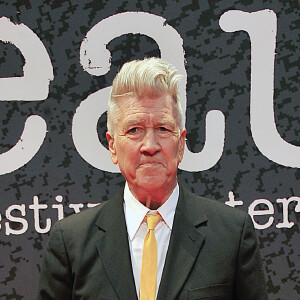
[
  {"xmin": 163, "ymin": 141, "xmax": 181, "ymax": 162},
  {"xmin": 118, "ymin": 144, "xmax": 138, "ymax": 165}
]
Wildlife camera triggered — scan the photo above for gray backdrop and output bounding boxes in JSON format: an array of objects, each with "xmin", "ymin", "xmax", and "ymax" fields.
[{"xmin": 0, "ymin": 1, "xmax": 299, "ymax": 299}]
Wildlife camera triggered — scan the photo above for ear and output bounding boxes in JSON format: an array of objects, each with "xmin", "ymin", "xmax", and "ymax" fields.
[
  {"xmin": 106, "ymin": 131, "xmax": 118, "ymax": 164},
  {"xmin": 178, "ymin": 129, "xmax": 186, "ymax": 163}
]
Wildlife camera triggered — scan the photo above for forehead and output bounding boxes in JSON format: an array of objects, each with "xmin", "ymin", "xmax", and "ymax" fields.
[{"xmin": 117, "ymin": 94, "xmax": 177, "ymax": 124}]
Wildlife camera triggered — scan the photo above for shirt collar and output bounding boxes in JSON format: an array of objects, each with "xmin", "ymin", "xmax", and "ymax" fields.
[{"xmin": 123, "ymin": 182, "xmax": 179, "ymax": 241}]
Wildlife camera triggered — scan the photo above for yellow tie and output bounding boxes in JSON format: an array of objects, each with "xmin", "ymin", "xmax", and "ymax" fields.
[{"xmin": 140, "ymin": 213, "xmax": 161, "ymax": 300}]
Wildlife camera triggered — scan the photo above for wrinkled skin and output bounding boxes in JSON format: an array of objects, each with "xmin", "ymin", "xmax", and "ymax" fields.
[{"xmin": 106, "ymin": 93, "xmax": 186, "ymax": 209}]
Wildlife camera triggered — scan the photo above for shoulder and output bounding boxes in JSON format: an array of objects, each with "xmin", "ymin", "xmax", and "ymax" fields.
[
  {"xmin": 178, "ymin": 186, "xmax": 257, "ymax": 250},
  {"xmin": 60, "ymin": 203, "xmax": 105, "ymax": 226},
  {"xmin": 49, "ymin": 203, "xmax": 105, "ymax": 240},
  {"xmin": 50, "ymin": 188, "xmax": 124, "ymax": 239},
  {"xmin": 54, "ymin": 188, "xmax": 124, "ymax": 230},
  {"xmin": 179, "ymin": 185, "xmax": 249, "ymax": 228}
]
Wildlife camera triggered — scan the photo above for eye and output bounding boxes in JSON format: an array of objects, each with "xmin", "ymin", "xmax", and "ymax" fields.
[
  {"xmin": 156, "ymin": 126, "xmax": 174, "ymax": 137},
  {"xmin": 128, "ymin": 127, "xmax": 138, "ymax": 134},
  {"xmin": 158, "ymin": 127, "xmax": 168, "ymax": 132}
]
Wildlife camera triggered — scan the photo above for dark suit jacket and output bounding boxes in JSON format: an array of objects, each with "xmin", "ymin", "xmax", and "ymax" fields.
[{"xmin": 37, "ymin": 186, "xmax": 268, "ymax": 299}]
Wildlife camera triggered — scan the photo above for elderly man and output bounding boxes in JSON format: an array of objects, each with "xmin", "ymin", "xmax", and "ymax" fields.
[{"xmin": 37, "ymin": 58, "xmax": 267, "ymax": 299}]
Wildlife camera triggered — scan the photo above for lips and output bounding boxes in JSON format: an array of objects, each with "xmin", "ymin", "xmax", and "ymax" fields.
[{"xmin": 139, "ymin": 161, "xmax": 162, "ymax": 167}]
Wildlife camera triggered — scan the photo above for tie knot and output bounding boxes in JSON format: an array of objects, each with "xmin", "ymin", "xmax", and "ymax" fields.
[{"xmin": 146, "ymin": 214, "xmax": 161, "ymax": 230}]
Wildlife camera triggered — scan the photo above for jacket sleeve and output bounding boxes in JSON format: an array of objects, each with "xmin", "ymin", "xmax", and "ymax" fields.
[
  {"xmin": 234, "ymin": 214, "xmax": 268, "ymax": 299},
  {"xmin": 37, "ymin": 221, "xmax": 73, "ymax": 300}
]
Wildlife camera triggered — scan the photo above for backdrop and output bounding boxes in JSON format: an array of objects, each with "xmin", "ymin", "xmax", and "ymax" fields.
[{"xmin": 0, "ymin": 0, "xmax": 299, "ymax": 299}]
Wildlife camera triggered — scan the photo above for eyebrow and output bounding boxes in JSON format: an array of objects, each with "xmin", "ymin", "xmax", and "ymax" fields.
[
  {"xmin": 123, "ymin": 118, "xmax": 145, "ymax": 128},
  {"xmin": 153, "ymin": 115, "xmax": 177, "ymax": 127},
  {"xmin": 155, "ymin": 119, "xmax": 175, "ymax": 127},
  {"xmin": 123, "ymin": 118, "xmax": 177, "ymax": 130}
]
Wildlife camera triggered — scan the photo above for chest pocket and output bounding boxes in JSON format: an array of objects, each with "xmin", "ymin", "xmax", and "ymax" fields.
[{"xmin": 188, "ymin": 283, "xmax": 232, "ymax": 300}]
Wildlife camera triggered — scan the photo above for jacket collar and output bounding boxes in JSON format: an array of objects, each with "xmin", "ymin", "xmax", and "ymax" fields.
[
  {"xmin": 157, "ymin": 186, "xmax": 208, "ymax": 300},
  {"xmin": 95, "ymin": 189, "xmax": 138, "ymax": 300}
]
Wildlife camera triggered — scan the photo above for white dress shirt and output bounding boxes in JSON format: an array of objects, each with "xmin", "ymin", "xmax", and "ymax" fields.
[{"xmin": 123, "ymin": 182, "xmax": 179, "ymax": 299}]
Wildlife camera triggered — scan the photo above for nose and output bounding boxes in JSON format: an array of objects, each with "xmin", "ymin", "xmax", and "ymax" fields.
[{"xmin": 140, "ymin": 129, "xmax": 161, "ymax": 155}]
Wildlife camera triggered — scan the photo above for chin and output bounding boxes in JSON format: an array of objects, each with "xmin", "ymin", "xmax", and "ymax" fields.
[{"xmin": 138, "ymin": 177, "xmax": 165, "ymax": 190}]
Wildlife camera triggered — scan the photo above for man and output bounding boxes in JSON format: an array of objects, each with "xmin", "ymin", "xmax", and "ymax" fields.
[{"xmin": 37, "ymin": 57, "xmax": 268, "ymax": 299}]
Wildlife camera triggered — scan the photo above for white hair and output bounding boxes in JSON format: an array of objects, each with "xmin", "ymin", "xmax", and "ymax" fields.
[{"xmin": 107, "ymin": 57, "xmax": 184, "ymax": 134}]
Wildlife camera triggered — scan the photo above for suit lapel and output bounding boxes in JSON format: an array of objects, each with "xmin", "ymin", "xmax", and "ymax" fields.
[
  {"xmin": 157, "ymin": 186, "xmax": 208, "ymax": 300},
  {"xmin": 95, "ymin": 190, "xmax": 138, "ymax": 300}
]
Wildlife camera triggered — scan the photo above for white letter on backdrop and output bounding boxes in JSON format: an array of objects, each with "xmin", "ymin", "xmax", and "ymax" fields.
[
  {"xmin": 248, "ymin": 198, "xmax": 274, "ymax": 230},
  {"xmin": 276, "ymin": 197, "xmax": 300, "ymax": 228},
  {"xmin": 0, "ymin": 17, "xmax": 53, "ymax": 175},
  {"xmin": 28, "ymin": 196, "xmax": 51, "ymax": 234},
  {"xmin": 220, "ymin": 10, "xmax": 300, "ymax": 167},
  {"xmin": 5, "ymin": 204, "xmax": 28, "ymax": 235},
  {"xmin": 73, "ymin": 11, "xmax": 225, "ymax": 173}
]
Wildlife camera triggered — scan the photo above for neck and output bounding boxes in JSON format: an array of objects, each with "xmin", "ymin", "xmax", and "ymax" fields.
[
  {"xmin": 144, "ymin": 195, "xmax": 164, "ymax": 210},
  {"xmin": 128, "ymin": 182, "xmax": 177, "ymax": 210}
]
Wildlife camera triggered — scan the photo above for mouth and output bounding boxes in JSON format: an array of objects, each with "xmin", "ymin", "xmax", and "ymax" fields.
[{"xmin": 140, "ymin": 162, "xmax": 162, "ymax": 167}]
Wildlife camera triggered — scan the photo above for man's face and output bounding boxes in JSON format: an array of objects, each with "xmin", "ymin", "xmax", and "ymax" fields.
[{"xmin": 106, "ymin": 93, "xmax": 186, "ymax": 204}]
